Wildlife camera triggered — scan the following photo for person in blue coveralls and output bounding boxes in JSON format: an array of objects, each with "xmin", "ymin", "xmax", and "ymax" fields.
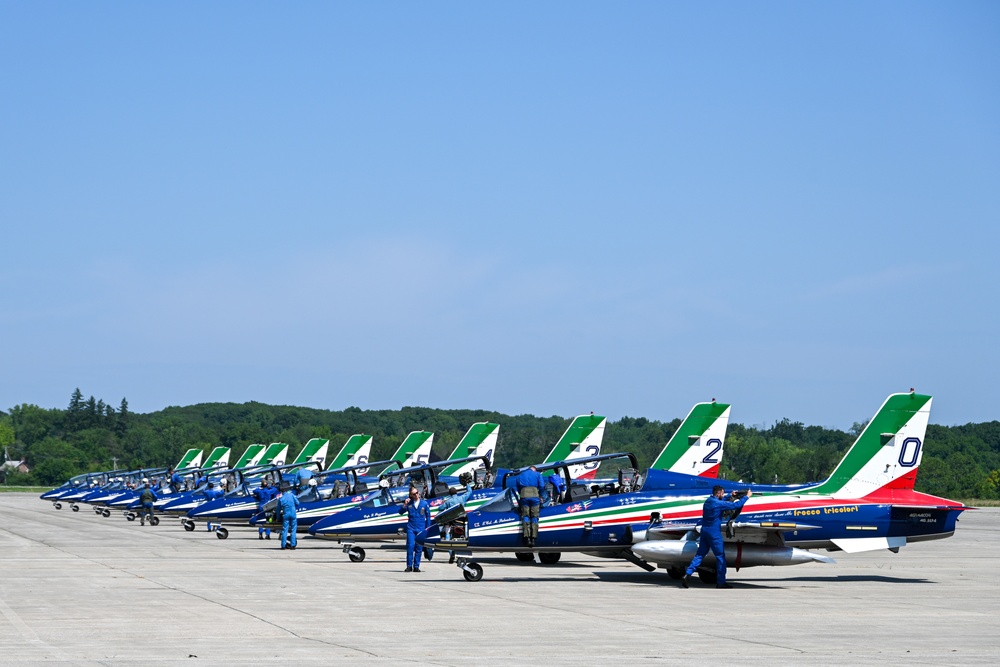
[
  {"xmin": 252, "ymin": 479, "xmax": 275, "ymax": 540},
  {"xmin": 279, "ymin": 487, "xmax": 301, "ymax": 550},
  {"xmin": 516, "ymin": 465, "xmax": 545, "ymax": 546},
  {"xmin": 545, "ymin": 473, "xmax": 566, "ymax": 505},
  {"xmin": 296, "ymin": 466, "xmax": 313, "ymax": 490},
  {"xmin": 202, "ymin": 482, "xmax": 224, "ymax": 532},
  {"xmin": 398, "ymin": 486, "xmax": 431, "ymax": 572},
  {"xmin": 682, "ymin": 485, "xmax": 752, "ymax": 589},
  {"xmin": 138, "ymin": 478, "xmax": 157, "ymax": 526},
  {"xmin": 169, "ymin": 468, "xmax": 183, "ymax": 493}
]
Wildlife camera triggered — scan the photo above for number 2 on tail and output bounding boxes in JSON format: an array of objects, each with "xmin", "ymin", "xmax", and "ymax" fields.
[{"xmin": 702, "ymin": 438, "xmax": 722, "ymax": 464}]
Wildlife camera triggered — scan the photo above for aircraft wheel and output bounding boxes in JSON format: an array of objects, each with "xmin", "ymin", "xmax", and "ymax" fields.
[
  {"xmin": 514, "ymin": 552, "xmax": 535, "ymax": 562},
  {"xmin": 126, "ymin": 514, "xmax": 135, "ymax": 522},
  {"xmin": 71, "ymin": 505, "xmax": 80, "ymax": 512},
  {"xmin": 54, "ymin": 503, "xmax": 62, "ymax": 510},
  {"xmin": 666, "ymin": 566, "xmax": 685, "ymax": 580},
  {"xmin": 462, "ymin": 562, "xmax": 484, "ymax": 582},
  {"xmin": 348, "ymin": 548, "xmax": 366, "ymax": 563},
  {"xmin": 538, "ymin": 552, "xmax": 561, "ymax": 565},
  {"xmin": 102, "ymin": 509, "xmax": 111, "ymax": 518},
  {"xmin": 182, "ymin": 520, "xmax": 196, "ymax": 532},
  {"xmin": 150, "ymin": 516, "xmax": 159, "ymax": 526},
  {"xmin": 216, "ymin": 527, "xmax": 229, "ymax": 540},
  {"xmin": 697, "ymin": 568, "xmax": 717, "ymax": 585}
]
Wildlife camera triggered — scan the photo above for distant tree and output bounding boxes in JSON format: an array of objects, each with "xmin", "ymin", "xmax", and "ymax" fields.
[
  {"xmin": 9, "ymin": 404, "xmax": 59, "ymax": 448},
  {"xmin": 0, "ymin": 417, "xmax": 14, "ymax": 451},
  {"xmin": 66, "ymin": 388, "xmax": 84, "ymax": 431},
  {"xmin": 115, "ymin": 398, "xmax": 129, "ymax": 436},
  {"xmin": 84, "ymin": 396, "xmax": 98, "ymax": 428}
]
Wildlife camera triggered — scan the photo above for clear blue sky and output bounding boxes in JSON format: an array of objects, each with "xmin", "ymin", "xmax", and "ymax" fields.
[{"xmin": 2, "ymin": 2, "xmax": 997, "ymax": 430}]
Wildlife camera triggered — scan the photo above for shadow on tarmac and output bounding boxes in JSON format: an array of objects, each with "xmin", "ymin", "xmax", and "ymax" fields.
[{"xmin": 593, "ymin": 571, "xmax": 933, "ymax": 586}]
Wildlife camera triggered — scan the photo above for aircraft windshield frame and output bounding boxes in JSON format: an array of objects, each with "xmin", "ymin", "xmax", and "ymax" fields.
[
  {"xmin": 476, "ymin": 489, "xmax": 518, "ymax": 514},
  {"xmin": 360, "ymin": 486, "xmax": 410, "ymax": 508}
]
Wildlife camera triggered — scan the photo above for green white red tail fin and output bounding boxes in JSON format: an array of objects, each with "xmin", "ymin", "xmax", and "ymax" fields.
[
  {"xmin": 651, "ymin": 402, "xmax": 731, "ymax": 476},
  {"xmin": 542, "ymin": 414, "xmax": 607, "ymax": 479},
  {"xmin": 381, "ymin": 431, "xmax": 434, "ymax": 474},
  {"xmin": 328, "ymin": 434, "xmax": 373, "ymax": 470},
  {"xmin": 441, "ymin": 423, "xmax": 500, "ymax": 477},
  {"xmin": 292, "ymin": 438, "xmax": 330, "ymax": 469},
  {"xmin": 259, "ymin": 443, "xmax": 290, "ymax": 466},
  {"xmin": 175, "ymin": 448, "xmax": 203, "ymax": 470},
  {"xmin": 233, "ymin": 444, "xmax": 266, "ymax": 469},
  {"xmin": 202, "ymin": 446, "xmax": 231, "ymax": 469},
  {"xmin": 810, "ymin": 392, "xmax": 932, "ymax": 499}
]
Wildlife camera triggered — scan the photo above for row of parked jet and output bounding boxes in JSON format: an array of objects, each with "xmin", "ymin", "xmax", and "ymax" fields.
[{"xmin": 40, "ymin": 391, "xmax": 966, "ymax": 585}]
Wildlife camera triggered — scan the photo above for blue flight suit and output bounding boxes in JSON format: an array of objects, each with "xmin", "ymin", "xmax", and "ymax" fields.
[
  {"xmin": 279, "ymin": 491, "xmax": 301, "ymax": 549},
  {"xmin": 684, "ymin": 494, "xmax": 750, "ymax": 586},
  {"xmin": 399, "ymin": 498, "xmax": 431, "ymax": 570},
  {"xmin": 439, "ymin": 486, "xmax": 474, "ymax": 513},
  {"xmin": 253, "ymin": 485, "xmax": 275, "ymax": 538},
  {"xmin": 202, "ymin": 485, "xmax": 225, "ymax": 530},
  {"xmin": 516, "ymin": 468, "xmax": 546, "ymax": 542},
  {"xmin": 170, "ymin": 471, "xmax": 184, "ymax": 492},
  {"xmin": 296, "ymin": 467, "xmax": 314, "ymax": 489},
  {"xmin": 546, "ymin": 473, "xmax": 566, "ymax": 505}
]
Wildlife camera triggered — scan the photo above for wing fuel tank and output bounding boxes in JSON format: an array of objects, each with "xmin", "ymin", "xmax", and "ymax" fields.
[{"xmin": 631, "ymin": 539, "xmax": 835, "ymax": 567}]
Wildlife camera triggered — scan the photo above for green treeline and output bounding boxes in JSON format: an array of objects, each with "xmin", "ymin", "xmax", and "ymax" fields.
[{"xmin": 2, "ymin": 390, "xmax": 998, "ymax": 499}]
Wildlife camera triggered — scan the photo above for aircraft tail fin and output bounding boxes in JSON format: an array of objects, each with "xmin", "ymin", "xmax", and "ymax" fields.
[
  {"xmin": 441, "ymin": 423, "xmax": 499, "ymax": 477},
  {"xmin": 175, "ymin": 448, "xmax": 203, "ymax": 470},
  {"xmin": 233, "ymin": 444, "xmax": 266, "ymax": 469},
  {"xmin": 543, "ymin": 414, "xmax": 607, "ymax": 479},
  {"xmin": 259, "ymin": 443, "xmax": 290, "ymax": 467},
  {"xmin": 203, "ymin": 446, "xmax": 231, "ymax": 469},
  {"xmin": 651, "ymin": 402, "xmax": 731, "ymax": 476},
  {"xmin": 328, "ymin": 434, "xmax": 373, "ymax": 470},
  {"xmin": 382, "ymin": 431, "xmax": 434, "ymax": 473},
  {"xmin": 544, "ymin": 415, "xmax": 606, "ymax": 464},
  {"xmin": 293, "ymin": 438, "xmax": 330, "ymax": 469},
  {"xmin": 810, "ymin": 392, "xmax": 932, "ymax": 499}
]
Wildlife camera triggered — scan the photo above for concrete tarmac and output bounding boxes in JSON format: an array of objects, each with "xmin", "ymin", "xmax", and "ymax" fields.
[{"xmin": 1, "ymin": 493, "xmax": 997, "ymax": 666}]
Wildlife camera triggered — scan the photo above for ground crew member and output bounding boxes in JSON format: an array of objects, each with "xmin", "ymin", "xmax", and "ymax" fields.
[
  {"xmin": 202, "ymin": 482, "xmax": 224, "ymax": 531},
  {"xmin": 546, "ymin": 473, "xmax": 566, "ymax": 505},
  {"xmin": 169, "ymin": 468, "xmax": 183, "ymax": 493},
  {"xmin": 278, "ymin": 487, "xmax": 301, "ymax": 550},
  {"xmin": 296, "ymin": 466, "xmax": 314, "ymax": 490},
  {"xmin": 682, "ymin": 485, "xmax": 752, "ymax": 589},
  {"xmin": 252, "ymin": 479, "xmax": 275, "ymax": 540},
  {"xmin": 516, "ymin": 465, "xmax": 545, "ymax": 546},
  {"xmin": 398, "ymin": 487, "xmax": 431, "ymax": 572},
  {"xmin": 138, "ymin": 478, "xmax": 157, "ymax": 526}
]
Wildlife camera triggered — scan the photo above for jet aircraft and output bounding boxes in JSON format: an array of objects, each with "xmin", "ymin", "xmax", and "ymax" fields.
[
  {"xmin": 251, "ymin": 423, "xmax": 499, "ymax": 533},
  {"xmin": 182, "ymin": 434, "xmax": 374, "ymax": 537},
  {"xmin": 43, "ymin": 447, "xmax": 205, "ymax": 513},
  {"xmin": 422, "ymin": 392, "xmax": 966, "ymax": 582}
]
